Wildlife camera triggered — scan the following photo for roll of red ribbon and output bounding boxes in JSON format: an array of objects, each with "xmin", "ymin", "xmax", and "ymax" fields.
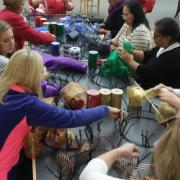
[
  {"xmin": 87, "ymin": 89, "xmax": 100, "ymax": 108},
  {"xmin": 35, "ymin": 16, "xmax": 42, "ymax": 27}
]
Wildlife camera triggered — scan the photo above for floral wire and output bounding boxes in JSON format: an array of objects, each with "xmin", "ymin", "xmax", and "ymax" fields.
[{"xmin": 45, "ymin": 164, "xmax": 59, "ymax": 178}]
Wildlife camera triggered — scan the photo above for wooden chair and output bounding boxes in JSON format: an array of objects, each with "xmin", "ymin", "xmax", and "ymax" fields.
[{"xmin": 80, "ymin": 0, "xmax": 100, "ymax": 16}]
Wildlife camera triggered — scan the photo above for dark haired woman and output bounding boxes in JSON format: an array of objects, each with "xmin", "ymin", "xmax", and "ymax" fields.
[
  {"xmin": 98, "ymin": 0, "xmax": 127, "ymax": 38},
  {"xmin": 120, "ymin": 17, "xmax": 180, "ymax": 89},
  {"xmin": 111, "ymin": 0, "xmax": 152, "ymax": 51}
]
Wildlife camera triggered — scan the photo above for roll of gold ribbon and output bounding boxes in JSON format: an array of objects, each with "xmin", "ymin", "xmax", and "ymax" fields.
[
  {"xmin": 100, "ymin": 88, "xmax": 111, "ymax": 106},
  {"xmin": 127, "ymin": 86, "xmax": 144, "ymax": 108},
  {"xmin": 111, "ymin": 88, "xmax": 123, "ymax": 108}
]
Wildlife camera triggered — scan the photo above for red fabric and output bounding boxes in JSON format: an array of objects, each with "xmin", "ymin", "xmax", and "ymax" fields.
[
  {"xmin": 46, "ymin": 0, "xmax": 66, "ymax": 14},
  {"xmin": 139, "ymin": 0, "xmax": 156, "ymax": 13},
  {"xmin": 0, "ymin": 84, "xmax": 31, "ymax": 180},
  {"xmin": 0, "ymin": 8, "xmax": 54, "ymax": 50},
  {"xmin": 29, "ymin": 0, "xmax": 66, "ymax": 14}
]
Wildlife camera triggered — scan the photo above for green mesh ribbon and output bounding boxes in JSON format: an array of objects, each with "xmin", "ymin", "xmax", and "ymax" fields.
[
  {"xmin": 122, "ymin": 41, "xmax": 135, "ymax": 54},
  {"xmin": 100, "ymin": 41, "xmax": 135, "ymax": 77}
]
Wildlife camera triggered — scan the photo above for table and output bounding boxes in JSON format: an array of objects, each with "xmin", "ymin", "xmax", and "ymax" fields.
[
  {"xmin": 25, "ymin": 14, "xmax": 165, "ymax": 180},
  {"xmin": 35, "ymin": 68, "xmax": 165, "ymax": 180}
]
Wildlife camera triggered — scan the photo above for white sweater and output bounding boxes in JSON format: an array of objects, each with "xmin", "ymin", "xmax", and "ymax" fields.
[
  {"xmin": 0, "ymin": 55, "xmax": 8, "ymax": 74},
  {"xmin": 79, "ymin": 158, "xmax": 122, "ymax": 180},
  {"xmin": 114, "ymin": 23, "xmax": 152, "ymax": 51}
]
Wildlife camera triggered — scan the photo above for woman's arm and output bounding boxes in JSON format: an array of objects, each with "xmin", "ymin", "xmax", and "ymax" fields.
[
  {"xmin": 13, "ymin": 14, "xmax": 54, "ymax": 45},
  {"xmin": 119, "ymin": 49, "xmax": 140, "ymax": 71},
  {"xmin": 65, "ymin": 0, "xmax": 74, "ymax": 11},
  {"xmin": 132, "ymin": 50, "xmax": 144, "ymax": 63},
  {"xmin": 26, "ymin": 97, "xmax": 121, "ymax": 128},
  {"xmin": 153, "ymin": 86, "xmax": 180, "ymax": 110},
  {"xmin": 80, "ymin": 143, "xmax": 139, "ymax": 180}
]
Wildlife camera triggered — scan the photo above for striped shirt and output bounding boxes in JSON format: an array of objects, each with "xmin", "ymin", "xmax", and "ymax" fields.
[
  {"xmin": 114, "ymin": 23, "xmax": 153, "ymax": 51},
  {"xmin": 0, "ymin": 55, "xmax": 8, "ymax": 74}
]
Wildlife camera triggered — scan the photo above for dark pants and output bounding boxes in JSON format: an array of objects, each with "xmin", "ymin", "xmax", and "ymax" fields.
[{"xmin": 8, "ymin": 149, "xmax": 32, "ymax": 180}]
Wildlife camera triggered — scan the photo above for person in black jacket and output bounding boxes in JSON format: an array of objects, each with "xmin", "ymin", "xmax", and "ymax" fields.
[
  {"xmin": 98, "ymin": 0, "xmax": 127, "ymax": 38},
  {"xmin": 120, "ymin": 17, "xmax": 180, "ymax": 89}
]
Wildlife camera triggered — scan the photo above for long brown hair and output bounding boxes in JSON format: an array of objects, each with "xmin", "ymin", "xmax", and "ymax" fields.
[{"xmin": 155, "ymin": 119, "xmax": 180, "ymax": 180}]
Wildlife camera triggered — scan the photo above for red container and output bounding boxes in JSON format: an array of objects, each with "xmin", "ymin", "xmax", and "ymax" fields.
[
  {"xmin": 87, "ymin": 89, "xmax": 100, "ymax": 108},
  {"xmin": 35, "ymin": 16, "xmax": 42, "ymax": 27},
  {"xmin": 40, "ymin": 17, "xmax": 47, "ymax": 27}
]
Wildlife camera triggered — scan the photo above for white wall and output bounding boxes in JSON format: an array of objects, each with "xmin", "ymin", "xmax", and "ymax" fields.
[{"xmin": 0, "ymin": 0, "xmax": 178, "ymax": 29}]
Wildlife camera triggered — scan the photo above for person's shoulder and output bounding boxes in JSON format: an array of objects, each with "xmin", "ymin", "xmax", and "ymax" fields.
[
  {"xmin": 0, "ymin": 55, "xmax": 8, "ymax": 61},
  {"xmin": 134, "ymin": 24, "xmax": 150, "ymax": 34},
  {"xmin": 135, "ymin": 24, "xmax": 149, "ymax": 30},
  {"xmin": 0, "ymin": 8, "xmax": 22, "ymax": 20}
]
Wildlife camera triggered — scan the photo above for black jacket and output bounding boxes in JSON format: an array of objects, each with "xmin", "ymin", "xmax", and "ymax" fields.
[
  {"xmin": 104, "ymin": 8, "xmax": 124, "ymax": 38},
  {"xmin": 136, "ymin": 46, "xmax": 180, "ymax": 89}
]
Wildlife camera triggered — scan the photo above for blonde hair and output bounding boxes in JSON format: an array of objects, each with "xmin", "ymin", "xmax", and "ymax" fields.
[
  {"xmin": 154, "ymin": 119, "xmax": 180, "ymax": 180},
  {"xmin": 0, "ymin": 49, "xmax": 43, "ymax": 103},
  {"xmin": 3, "ymin": 0, "xmax": 24, "ymax": 12}
]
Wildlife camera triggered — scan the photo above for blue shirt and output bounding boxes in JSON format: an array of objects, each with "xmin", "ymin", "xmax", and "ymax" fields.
[{"xmin": 0, "ymin": 89, "xmax": 108, "ymax": 149}]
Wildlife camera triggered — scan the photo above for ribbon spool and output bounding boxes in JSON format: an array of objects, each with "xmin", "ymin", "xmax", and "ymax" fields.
[
  {"xmin": 43, "ymin": 22, "xmax": 50, "ymax": 27},
  {"xmin": 127, "ymin": 86, "xmax": 144, "ymax": 108},
  {"xmin": 48, "ymin": 22, "xmax": 57, "ymax": 34},
  {"xmin": 56, "ymin": 23, "xmax": 64, "ymax": 42},
  {"xmin": 69, "ymin": 47, "xmax": 81, "ymax": 60},
  {"xmin": 56, "ymin": 23, "xmax": 64, "ymax": 36},
  {"xmin": 111, "ymin": 88, "xmax": 123, "ymax": 109},
  {"xmin": 35, "ymin": 16, "xmax": 42, "ymax": 27},
  {"xmin": 63, "ymin": 44, "xmax": 71, "ymax": 57},
  {"xmin": 60, "ymin": 82, "xmax": 87, "ymax": 109},
  {"xmin": 156, "ymin": 102, "xmax": 176, "ymax": 124},
  {"xmin": 100, "ymin": 88, "xmax": 111, "ymax": 106},
  {"xmin": 40, "ymin": 17, "xmax": 47, "ymax": 26},
  {"xmin": 66, "ymin": 31, "xmax": 79, "ymax": 41},
  {"xmin": 88, "ymin": 50, "xmax": 98, "ymax": 69},
  {"xmin": 87, "ymin": 89, "xmax": 100, "ymax": 108},
  {"xmin": 51, "ymin": 42, "xmax": 60, "ymax": 56}
]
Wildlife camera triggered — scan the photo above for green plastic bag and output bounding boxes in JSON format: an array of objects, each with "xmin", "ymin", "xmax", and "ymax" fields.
[{"xmin": 100, "ymin": 41, "xmax": 135, "ymax": 77}]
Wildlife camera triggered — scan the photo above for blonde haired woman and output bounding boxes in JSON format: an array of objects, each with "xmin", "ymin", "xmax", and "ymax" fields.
[
  {"xmin": 0, "ymin": 49, "xmax": 120, "ymax": 180},
  {"xmin": 0, "ymin": 21, "xmax": 14, "ymax": 74},
  {"xmin": 155, "ymin": 118, "xmax": 180, "ymax": 180}
]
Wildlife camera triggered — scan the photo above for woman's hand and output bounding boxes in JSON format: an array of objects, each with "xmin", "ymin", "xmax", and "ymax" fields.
[
  {"xmin": 119, "ymin": 49, "xmax": 134, "ymax": 64},
  {"xmin": 98, "ymin": 28, "xmax": 108, "ymax": 34},
  {"xmin": 157, "ymin": 88, "xmax": 180, "ymax": 110},
  {"xmin": 153, "ymin": 83, "xmax": 173, "ymax": 94},
  {"xmin": 117, "ymin": 143, "xmax": 139, "ymax": 158},
  {"xmin": 107, "ymin": 106, "xmax": 121, "ymax": 119}
]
